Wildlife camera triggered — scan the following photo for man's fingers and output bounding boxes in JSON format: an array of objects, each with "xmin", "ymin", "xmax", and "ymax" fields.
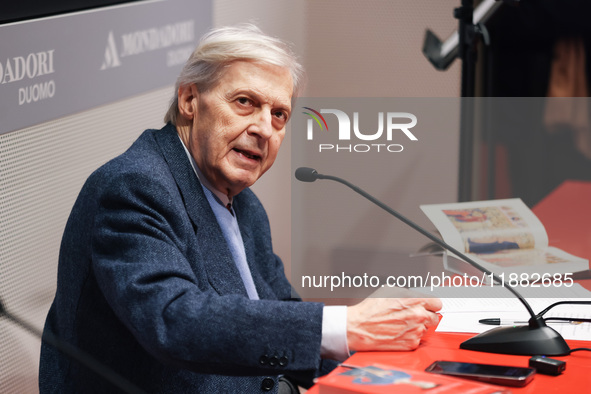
[
  {"xmin": 389, "ymin": 297, "xmax": 442, "ymax": 312},
  {"xmin": 423, "ymin": 297, "xmax": 443, "ymax": 312},
  {"xmin": 403, "ymin": 305, "xmax": 440, "ymax": 327}
]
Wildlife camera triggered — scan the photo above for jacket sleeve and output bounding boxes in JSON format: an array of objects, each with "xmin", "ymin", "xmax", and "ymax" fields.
[{"xmin": 90, "ymin": 169, "xmax": 326, "ymax": 377}]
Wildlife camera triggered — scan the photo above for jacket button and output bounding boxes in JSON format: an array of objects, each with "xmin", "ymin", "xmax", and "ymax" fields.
[
  {"xmin": 279, "ymin": 356, "xmax": 289, "ymax": 367},
  {"xmin": 259, "ymin": 355, "xmax": 269, "ymax": 365},
  {"xmin": 269, "ymin": 356, "xmax": 279, "ymax": 366},
  {"xmin": 261, "ymin": 377, "xmax": 275, "ymax": 391}
]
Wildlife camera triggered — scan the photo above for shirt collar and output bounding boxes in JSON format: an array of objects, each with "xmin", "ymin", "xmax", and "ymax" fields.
[{"xmin": 177, "ymin": 135, "xmax": 232, "ymax": 207}]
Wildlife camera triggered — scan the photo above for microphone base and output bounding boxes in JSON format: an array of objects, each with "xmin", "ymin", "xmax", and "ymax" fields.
[{"xmin": 460, "ymin": 325, "xmax": 570, "ymax": 356}]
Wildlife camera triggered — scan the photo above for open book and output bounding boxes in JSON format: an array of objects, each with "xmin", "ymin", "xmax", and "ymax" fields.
[{"xmin": 419, "ymin": 198, "xmax": 588, "ymax": 279}]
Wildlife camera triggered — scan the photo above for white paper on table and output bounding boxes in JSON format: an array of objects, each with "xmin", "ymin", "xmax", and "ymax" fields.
[{"xmin": 413, "ymin": 284, "xmax": 591, "ymax": 341}]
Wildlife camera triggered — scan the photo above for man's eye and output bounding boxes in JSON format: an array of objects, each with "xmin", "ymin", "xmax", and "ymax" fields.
[
  {"xmin": 237, "ymin": 97, "xmax": 252, "ymax": 106},
  {"xmin": 273, "ymin": 111, "xmax": 287, "ymax": 120}
]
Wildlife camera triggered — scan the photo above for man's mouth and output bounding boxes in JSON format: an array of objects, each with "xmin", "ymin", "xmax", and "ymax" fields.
[{"xmin": 233, "ymin": 148, "xmax": 261, "ymax": 161}]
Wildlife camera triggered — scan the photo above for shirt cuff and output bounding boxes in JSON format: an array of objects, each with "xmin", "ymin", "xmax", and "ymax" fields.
[{"xmin": 320, "ymin": 305, "xmax": 350, "ymax": 362}]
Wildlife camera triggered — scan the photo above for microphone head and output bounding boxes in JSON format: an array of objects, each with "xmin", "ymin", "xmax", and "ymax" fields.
[{"xmin": 295, "ymin": 167, "xmax": 319, "ymax": 182}]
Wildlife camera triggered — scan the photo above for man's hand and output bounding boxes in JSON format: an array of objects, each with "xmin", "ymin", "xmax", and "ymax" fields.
[{"xmin": 346, "ymin": 296, "xmax": 442, "ymax": 352}]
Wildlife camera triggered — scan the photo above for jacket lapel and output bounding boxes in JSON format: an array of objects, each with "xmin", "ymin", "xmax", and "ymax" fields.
[
  {"xmin": 152, "ymin": 124, "xmax": 248, "ymax": 297},
  {"xmin": 233, "ymin": 197, "xmax": 277, "ymax": 300}
]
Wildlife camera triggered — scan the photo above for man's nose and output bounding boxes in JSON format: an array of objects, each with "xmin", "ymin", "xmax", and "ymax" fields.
[{"xmin": 247, "ymin": 110, "xmax": 273, "ymax": 140}]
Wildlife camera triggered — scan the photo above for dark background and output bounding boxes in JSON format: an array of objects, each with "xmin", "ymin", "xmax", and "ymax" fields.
[
  {"xmin": 1, "ymin": 1, "xmax": 142, "ymax": 24},
  {"xmin": 477, "ymin": 0, "xmax": 591, "ymax": 206}
]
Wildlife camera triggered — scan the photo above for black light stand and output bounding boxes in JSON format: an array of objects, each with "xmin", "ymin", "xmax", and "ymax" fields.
[
  {"xmin": 456, "ymin": 0, "xmax": 478, "ymax": 202},
  {"xmin": 422, "ymin": 0, "xmax": 514, "ymax": 201}
]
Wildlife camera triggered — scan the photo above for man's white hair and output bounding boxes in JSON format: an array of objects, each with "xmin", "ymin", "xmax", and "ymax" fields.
[{"xmin": 164, "ymin": 24, "xmax": 304, "ymax": 125}]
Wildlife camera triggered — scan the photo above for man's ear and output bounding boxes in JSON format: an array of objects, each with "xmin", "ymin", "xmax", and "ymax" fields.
[{"xmin": 177, "ymin": 84, "xmax": 199, "ymax": 121}]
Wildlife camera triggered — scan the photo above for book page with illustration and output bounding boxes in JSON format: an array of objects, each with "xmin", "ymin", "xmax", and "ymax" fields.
[{"xmin": 420, "ymin": 198, "xmax": 587, "ymax": 275}]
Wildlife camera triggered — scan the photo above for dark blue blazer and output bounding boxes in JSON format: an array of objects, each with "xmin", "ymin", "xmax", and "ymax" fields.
[{"xmin": 39, "ymin": 124, "xmax": 334, "ymax": 393}]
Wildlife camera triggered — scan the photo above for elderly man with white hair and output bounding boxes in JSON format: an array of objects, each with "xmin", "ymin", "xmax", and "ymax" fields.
[{"xmin": 39, "ymin": 25, "xmax": 441, "ymax": 393}]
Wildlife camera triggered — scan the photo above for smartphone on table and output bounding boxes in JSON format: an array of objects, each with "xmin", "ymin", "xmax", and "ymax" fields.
[{"xmin": 425, "ymin": 360, "xmax": 535, "ymax": 387}]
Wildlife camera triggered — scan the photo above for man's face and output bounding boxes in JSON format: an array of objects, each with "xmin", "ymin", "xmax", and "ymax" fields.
[{"xmin": 186, "ymin": 61, "xmax": 293, "ymax": 198}]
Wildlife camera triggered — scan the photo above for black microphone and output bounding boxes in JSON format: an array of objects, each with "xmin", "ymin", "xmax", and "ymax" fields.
[
  {"xmin": 294, "ymin": 167, "xmax": 320, "ymax": 182},
  {"xmin": 295, "ymin": 167, "xmax": 571, "ymax": 356},
  {"xmin": 0, "ymin": 298, "xmax": 147, "ymax": 393}
]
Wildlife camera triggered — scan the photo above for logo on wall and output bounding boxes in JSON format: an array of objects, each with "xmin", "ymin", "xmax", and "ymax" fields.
[
  {"xmin": 99, "ymin": 20, "xmax": 196, "ymax": 71},
  {"xmin": 100, "ymin": 32, "xmax": 121, "ymax": 70},
  {"xmin": 302, "ymin": 106, "xmax": 418, "ymax": 153},
  {"xmin": 0, "ymin": 49, "xmax": 57, "ymax": 106},
  {"xmin": 0, "ymin": 0, "xmax": 212, "ymax": 136}
]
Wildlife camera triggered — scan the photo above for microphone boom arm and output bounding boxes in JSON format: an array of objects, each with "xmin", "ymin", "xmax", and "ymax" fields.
[{"xmin": 318, "ymin": 172, "xmax": 537, "ymax": 319}]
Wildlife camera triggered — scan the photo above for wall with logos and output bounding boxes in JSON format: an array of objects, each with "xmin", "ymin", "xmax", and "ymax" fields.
[{"xmin": 0, "ymin": 1, "xmax": 212, "ymax": 391}]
